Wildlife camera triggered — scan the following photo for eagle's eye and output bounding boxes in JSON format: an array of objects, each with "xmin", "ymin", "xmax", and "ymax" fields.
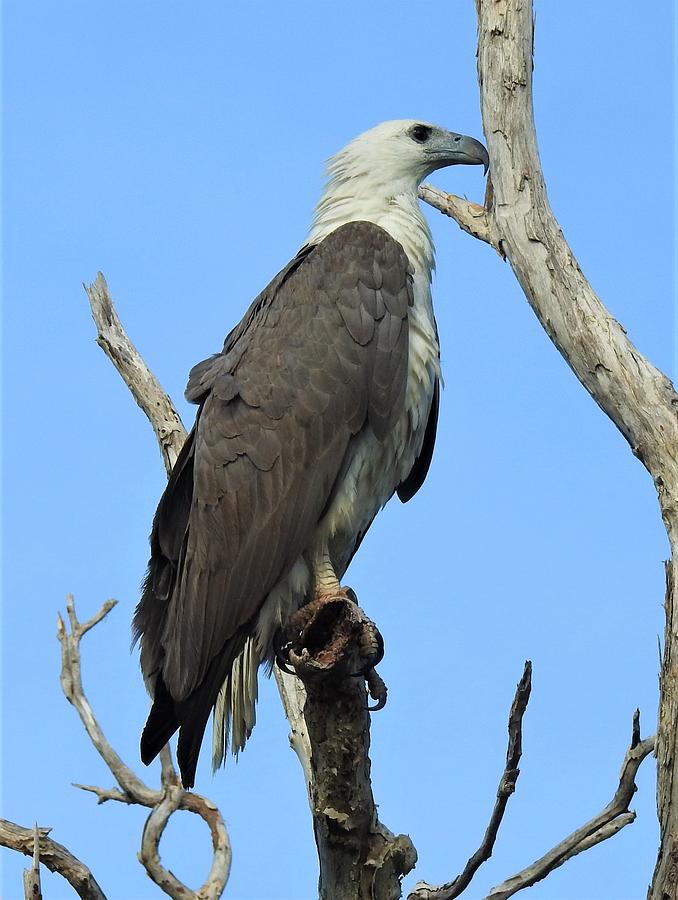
[{"xmin": 409, "ymin": 124, "xmax": 432, "ymax": 144}]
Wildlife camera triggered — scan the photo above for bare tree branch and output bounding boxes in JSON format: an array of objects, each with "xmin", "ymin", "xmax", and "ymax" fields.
[
  {"xmin": 57, "ymin": 594, "xmax": 232, "ymax": 898},
  {"xmin": 58, "ymin": 595, "xmax": 160, "ymax": 808},
  {"xmin": 84, "ymin": 272, "xmax": 185, "ymax": 474},
  {"xmin": 138, "ymin": 784, "xmax": 193, "ymax": 900},
  {"xmin": 0, "ymin": 819, "xmax": 106, "ymax": 900},
  {"xmin": 72, "ymin": 784, "xmax": 132, "ymax": 805},
  {"xmin": 484, "ymin": 726, "xmax": 655, "ymax": 900},
  {"xmin": 421, "ymin": 4, "xmax": 678, "ymax": 506},
  {"xmin": 418, "ymin": 184, "xmax": 498, "ymax": 251},
  {"xmin": 409, "ymin": 662, "xmax": 532, "ymax": 900}
]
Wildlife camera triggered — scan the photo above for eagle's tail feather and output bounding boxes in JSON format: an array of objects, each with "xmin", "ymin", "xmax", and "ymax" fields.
[
  {"xmin": 140, "ymin": 674, "xmax": 180, "ymax": 765},
  {"xmin": 173, "ymin": 630, "xmax": 249, "ymax": 789}
]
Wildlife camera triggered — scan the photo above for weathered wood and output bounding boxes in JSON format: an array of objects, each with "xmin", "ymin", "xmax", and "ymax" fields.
[
  {"xmin": 22, "ymin": 824, "xmax": 43, "ymax": 900},
  {"xmin": 302, "ymin": 670, "xmax": 416, "ymax": 899},
  {"xmin": 279, "ymin": 592, "xmax": 416, "ymax": 897},
  {"xmin": 651, "ymin": 560, "xmax": 678, "ymax": 899},
  {"xmin": 84, "ymin": 272, "xmax": 185, "ymax": 474},
  {"xmin": 421, "ymin": 3, "xmax": 678, "ymax": 896},
  {"xmin": 0, "ymin": 819, "xmax": 106, "ymax": 900},
  {"xmin": 484, "ymin": 729, "xmax": 655, "ymax": 900},
  {"xmin": 58, "ymin": 594, "xmax": 232, "ymax": 899}
]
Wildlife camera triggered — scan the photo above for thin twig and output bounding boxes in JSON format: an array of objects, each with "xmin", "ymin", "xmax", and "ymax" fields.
[
  {"xmin": 0, "ymin": 818, "xmax": 106, "ymax": 900},
  {"xmin": 409, "ymin": 662, "xmax": 532, "ymax": 900},
  {"xmin": 631, "ymin": 708, "xmax": 641, "ymax": 750},
  {"xmin": 22, "ymin": 823, "xmax": 43, "ymax": 900},
  {"xmin": 418, "ymin": 183, "xmax": 499, "ymax": 252},
  {"xmin": 72, "ymin": 783, "xmax": 133, "ymax": 805}
]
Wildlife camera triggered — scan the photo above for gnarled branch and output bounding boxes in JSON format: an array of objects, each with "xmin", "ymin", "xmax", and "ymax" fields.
[
  {"xmin": 409, "ymin": 662, "xmax": 532, "ymax": 900},
  {"xmin": 0, "ymin": 819, "xmax": 106, "ymax": 900},
  {"xmin": 58, "ymin": 594, "xmax": 232, "ymax": 899},
  {"xmin": 485, "ymin": 716, "xmax": 654, "ymax": 900}
]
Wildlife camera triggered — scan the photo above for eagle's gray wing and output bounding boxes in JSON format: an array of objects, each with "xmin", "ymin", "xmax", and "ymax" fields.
[
  {"xmin": 397, "ymin": 377, "xmax": 439, "ymax": 502},
  {"xmin": 136, "ymin": 221, "xmax": 413, "ymax": 781}
]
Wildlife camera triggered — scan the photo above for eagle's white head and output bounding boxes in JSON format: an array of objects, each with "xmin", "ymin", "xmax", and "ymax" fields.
[
  {"xmin": 308, "ymin": 119, "xmax": 487, "ymax": 274},
  {"xmin": 325, "ymin": 119, "xmax": 487, "ymax": 191}
]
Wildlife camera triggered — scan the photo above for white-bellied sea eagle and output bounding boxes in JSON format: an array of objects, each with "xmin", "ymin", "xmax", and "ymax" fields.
[{"xmin": 134, "ymin": 119, "xmax": 488, "ymax": 788}]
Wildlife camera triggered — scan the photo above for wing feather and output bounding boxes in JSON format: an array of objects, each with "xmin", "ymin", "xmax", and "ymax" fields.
[{"xmin": 397, "ymin": 377, "xmax": 440, "ymax": 503}]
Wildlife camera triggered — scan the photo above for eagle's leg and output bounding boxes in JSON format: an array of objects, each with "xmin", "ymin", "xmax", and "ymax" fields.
[
  {"xmin": 277, "ymin": 551, "xmax": 387, "ymax": 707},
  {"xmin": 312, "ymin": 549, "xmax": 345, "ymax": 599}
]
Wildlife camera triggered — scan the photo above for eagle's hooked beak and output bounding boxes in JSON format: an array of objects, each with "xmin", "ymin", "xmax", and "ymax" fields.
[{"xmin": 428, "ymin": 132, "xmax": 490, "ymax": 174}]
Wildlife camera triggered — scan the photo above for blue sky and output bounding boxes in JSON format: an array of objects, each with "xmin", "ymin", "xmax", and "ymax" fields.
[{"xmin": 2, "ymin": 1, "xmax": 675, "ymax": 898}]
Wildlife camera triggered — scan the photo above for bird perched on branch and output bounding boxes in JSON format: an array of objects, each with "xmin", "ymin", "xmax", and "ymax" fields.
[{"xmin": 134, "ymin": 119, "xmax": 488, "ymax": 788}]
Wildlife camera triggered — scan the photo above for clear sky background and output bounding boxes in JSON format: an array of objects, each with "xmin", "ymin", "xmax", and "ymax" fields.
[{"xmin": 2, "ymin": 2, "xmax": 675, "ymax": 898}]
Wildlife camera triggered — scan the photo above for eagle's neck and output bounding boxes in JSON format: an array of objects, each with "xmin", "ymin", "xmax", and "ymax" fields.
[{"xmin": 307, "ymin": 181, "xmax": 435, "ymax": 281}]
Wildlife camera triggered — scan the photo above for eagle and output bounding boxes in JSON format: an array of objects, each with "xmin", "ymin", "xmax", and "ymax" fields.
[{"xmin": 135, "ymin": 119, "xmax": 488, "ymax": 788}]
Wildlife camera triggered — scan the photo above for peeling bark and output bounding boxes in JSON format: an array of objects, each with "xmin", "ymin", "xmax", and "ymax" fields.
[
  {"xmin": 302, "ymin": 672, "xmax": 416, "ymax": 900},
  {"xmin": 651, "ymin": 560, "xmax": 678, "ymax": 899}
]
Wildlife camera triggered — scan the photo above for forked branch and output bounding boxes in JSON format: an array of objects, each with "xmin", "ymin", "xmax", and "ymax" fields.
[
  {"xmin": 485, "ymin": 713, "xmax": 654, "ymax": 900},
  {"xmin": 0, "ymin": 818, "xmax": 106, "ymax": 900},
  {"xmin": 57, "ymin": 594, "xmax": 231, "ymax": 899}
]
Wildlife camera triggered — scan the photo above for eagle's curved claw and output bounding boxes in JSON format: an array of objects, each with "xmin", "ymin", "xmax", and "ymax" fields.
[
  {"xmin": 366, "ymin": 667, "xmax": 388, "ymax": 711},
  {"xmin": 344, "ymin": 587, "xmax": 359, "ymax": 605},
  {"xmin": 273, "ymin": 630, "xmax": 297, "ymax": 675},
  {"xmin": 275, "ymin": 653, "xmax": 296, "ymax": 676}
]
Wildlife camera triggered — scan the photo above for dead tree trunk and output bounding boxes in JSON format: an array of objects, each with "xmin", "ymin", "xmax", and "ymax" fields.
[{"xmin": 421, "ymin": 2, "xmax": 678, "ymax": 895}]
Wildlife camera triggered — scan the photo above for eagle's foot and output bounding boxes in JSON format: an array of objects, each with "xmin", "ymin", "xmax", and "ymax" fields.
[
  {"xmin": 353, "ymin": 613, "xmax": 384, "ymax": 671},
  {"xmin": 366, "ymin": 667, "xmax": 388, "ymax": 711},
  {"xmin": 276, "ymin": 589, "xmax": 387, "ymax": 707}
]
